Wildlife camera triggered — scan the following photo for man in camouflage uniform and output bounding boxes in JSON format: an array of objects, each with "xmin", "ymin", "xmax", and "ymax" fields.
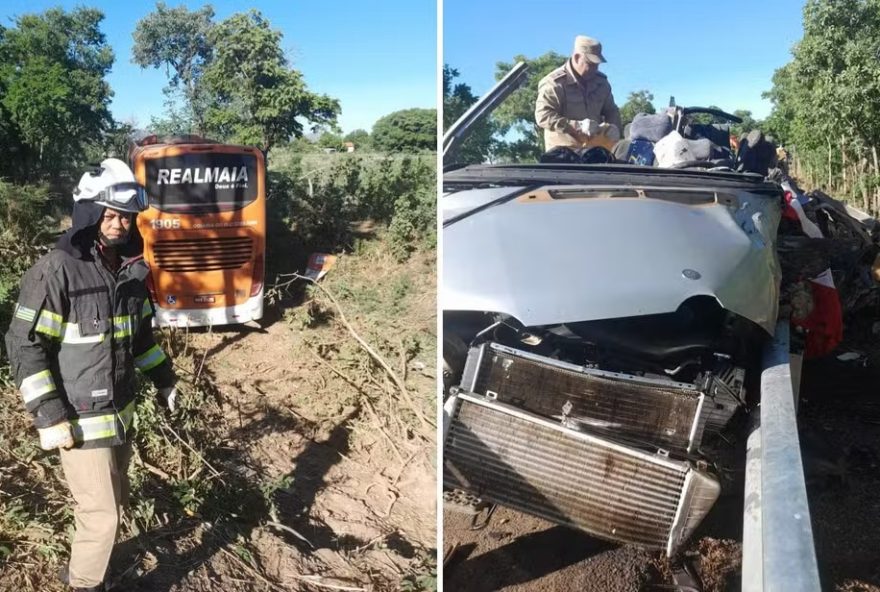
[
  {"xmin": 535, "ymin": 35, "xmax": 622, "ymax": 152},
  {"xmin": 5, "ymin": 158, "xmax": 176, "ymax": 592}
]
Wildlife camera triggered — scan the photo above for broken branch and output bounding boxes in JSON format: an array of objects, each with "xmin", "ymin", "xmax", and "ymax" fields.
[{"xmin": 288, "ymin": 273, "xmax": 434, "ymax": 432}]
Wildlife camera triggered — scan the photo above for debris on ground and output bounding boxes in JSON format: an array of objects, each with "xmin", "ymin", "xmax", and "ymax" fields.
[
  {"xmin": 777, "ymin": 175, "xmax": 880, "ymax": 361},
  {"xmin": 304, "ymin": 253, "xmax": 338, "ymax": 282},
  {"xmin": 692, "ymin": 538, "xmax": 741, "ymax": 592}
]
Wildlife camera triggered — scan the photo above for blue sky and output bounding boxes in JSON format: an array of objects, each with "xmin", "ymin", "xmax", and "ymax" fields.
[
  {"xmin": 1, "ymin": 0, "xmax": 437, "ymax": 134},
  {"xmin": 443, "ymin": 0, "xmax": 807, "ymax": 119}
]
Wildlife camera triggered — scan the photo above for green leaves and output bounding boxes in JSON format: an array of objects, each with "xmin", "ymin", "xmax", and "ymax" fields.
[
  {"xmin": 767, "ymin": 0, "xmax": 880, "ymax": 151},
  {"xmin": 0, "ymin": 7, "xmax": 114, "ymax": 182},
  {"xmin": 343, "ymin": 129, "xmax": 372, "ymax": 151},
  {"xmin": 460, "ymin": 52, "xmax": 569, "ymax": 162},
  {"xmin": 133, "ymin": 7, "xmax": 341, "ymax": 152},
  {"xmin": 443, "ymin": 64, "xmax": 496, "ymax": 164},
  {"xmin": 619, "ymin": 90, "xmax": 656, "ymax": 128},
  {"xmin": 131, "ymin": 2, "xmax": 215, "ymax": 133},
  {"xmin": 0, "ymin": 180, "xmax": 55, "ymax": 331},
  {"xmin": 200, "ymin": 10, "xmax": 340, "ymax": 153},
  {"xmin": 132, "ymin": 2, "xmax": 215, "ymax": 86},
  {"xmin": 371, "ymin": 108, "xmax": 437, "ymax": 153}
]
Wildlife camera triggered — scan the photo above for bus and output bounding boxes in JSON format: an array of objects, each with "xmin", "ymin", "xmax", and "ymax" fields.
[{"xmin": 131, "ymin": 136, "xmax": 266, "ymax": 327}]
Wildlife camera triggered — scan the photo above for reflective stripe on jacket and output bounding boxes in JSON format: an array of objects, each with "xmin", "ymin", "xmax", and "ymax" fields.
[{"xmin": 5, "ymin": 246, "xmax": 175, "ymax": 449}]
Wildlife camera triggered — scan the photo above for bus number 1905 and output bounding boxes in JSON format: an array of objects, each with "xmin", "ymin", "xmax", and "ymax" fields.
[{"xmin": 151, "ymin": 219, "xmax": 181, "ymax": 230}]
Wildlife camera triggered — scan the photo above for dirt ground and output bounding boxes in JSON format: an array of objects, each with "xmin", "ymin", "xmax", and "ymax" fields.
[
  {"xmin": 442, "ymin": 358, "xmax": 880, "ymax": 592},
  {"xmin": 0, "ymin": 241, "xmax": 437, "ymax": 592},
  {"xmin": 122, "ymin": 245, "xmax": 437, "ymax": 591}
]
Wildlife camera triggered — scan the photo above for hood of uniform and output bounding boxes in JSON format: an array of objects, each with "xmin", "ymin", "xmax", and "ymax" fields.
[{"xmin": 55, "ymin": 200, "xmax": 144, "ymax": 260}]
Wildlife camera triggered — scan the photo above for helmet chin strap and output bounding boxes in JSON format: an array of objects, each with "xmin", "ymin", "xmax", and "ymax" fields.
[{"xmin": 98, "ymin": 231, "xmax": 130, "ymax": 247}]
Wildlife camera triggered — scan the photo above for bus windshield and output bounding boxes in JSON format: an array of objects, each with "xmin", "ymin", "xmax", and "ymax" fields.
[{"xmin": 145, "ymin": 152, "xmax": 259, "ymax": 213}]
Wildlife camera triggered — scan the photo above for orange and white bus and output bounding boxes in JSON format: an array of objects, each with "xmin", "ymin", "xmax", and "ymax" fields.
[{"xmin": 131, "ymin": 136, "xmax": 266, "ymax": 327}]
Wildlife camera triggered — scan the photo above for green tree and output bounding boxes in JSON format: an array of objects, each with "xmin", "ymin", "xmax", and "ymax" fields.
[
  {"xmin": 619, "ymin": 90, "xmax": 656, "ymax": 128},
  {"xmin": 443, "ymin": 64, "xmax": 495, "ymax": 164},
  {"xmin": 290, "ymin": 135, "xmax": 318, "ymax": 153},
  {"xmin": 371, "ymin": 108, "xmax": 437, "ymax": 153},
  {"xmin": 0, "ymin": 7, "xmax": 114, "ymax": 182},
  {"xmin": 132, "ymin": 3, "xmax": 215, "ymax": 134},
  {"xmin": 762, "ymin": 65, "xmax": 797, "ymax": 144},
  {"xmin": 730, "ymin": 109, "xmax": 759, "ymax": 138},
  {"xmin": 689, "ymin": 105, "xmax": 724, "ymax": 125},
  {"xmin": 318, "ymin": 131, "xmax": 343, "ymax": 151},
  {"xmin": 492, "ymin": 52, "xmax": 566, "ymax": 162},
  {"xmin": 148, "ymin": 95, "xmax": 200, "ymax": 138},
  {"xmin": 202, "ymin": 10, "xmax": 340, "ymax": 155},
  {"xmin": 764, "ymin": 0, "xmax": 880, "ymax": 178},
  {"xmin": 343, "ymin": 129, "xmax": 371, "ymax": 150},
  {"xmin": 99, "ymin": 120, "xmax": 136, "ymax": 161}
]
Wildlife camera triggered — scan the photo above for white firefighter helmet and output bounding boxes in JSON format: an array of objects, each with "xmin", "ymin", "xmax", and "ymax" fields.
[{"xmin": 73, "ymin": 158, "xmax": 148, "ymax": 213}]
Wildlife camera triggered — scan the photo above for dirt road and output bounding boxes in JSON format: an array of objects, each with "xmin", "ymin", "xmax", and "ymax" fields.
[{"xmin": 443, "ymin": 359, "xmax": 880, "ymax": 592}]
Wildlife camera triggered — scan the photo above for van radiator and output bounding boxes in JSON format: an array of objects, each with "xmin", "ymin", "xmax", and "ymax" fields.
[
  {"xmin": 459, "ymin": 342, "xmax": 742, "ymax": 455},
  {"xmin": 153, "ymin": 237, "xmax": 253, "ymax": 272},
  {"xmin": 443, "ymin": 394, "xmax": 720, "ymax": 554}
]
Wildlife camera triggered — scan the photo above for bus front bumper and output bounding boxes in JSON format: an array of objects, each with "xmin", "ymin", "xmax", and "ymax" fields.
[{"xmin": 153, "ymin": 291, "xmax": 264, "ymax": 328}]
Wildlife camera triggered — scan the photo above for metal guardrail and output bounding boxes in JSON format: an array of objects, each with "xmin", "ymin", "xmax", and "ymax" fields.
[{"xmin": 742, "ymin": 321, "xmax": 821, "ymax": 591}]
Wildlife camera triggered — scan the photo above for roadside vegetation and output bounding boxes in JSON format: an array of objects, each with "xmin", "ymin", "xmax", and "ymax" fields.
[
  {"xmin": 0, "ymin": 4, "xmax": 436, "ymax": 591},
  {"xmin": 761, "ymin": 0, "xmax": 880, "ymax": 214}
]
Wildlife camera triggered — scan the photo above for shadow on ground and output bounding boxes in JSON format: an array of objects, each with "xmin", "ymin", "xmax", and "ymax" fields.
[
  {"xmin": 109, "ymin": 397, "xmax": 369, "ymax": 591},
  {"xmin": 445, "ymin": 525, "xmax": 614, "ymax": 591}
]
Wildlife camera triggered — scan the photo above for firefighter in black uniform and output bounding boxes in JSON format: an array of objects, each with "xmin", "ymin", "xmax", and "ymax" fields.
[{"xmin": 5, "ymin": 158, "xmax": 177, "ymax": 591}]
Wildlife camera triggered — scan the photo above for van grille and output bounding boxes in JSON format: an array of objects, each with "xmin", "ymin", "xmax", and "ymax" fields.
[
  {"xmin": 460, "ymin": 343, "xmax": 741, "ymax": 455},
  {"xmin": 153, "ymin": 237, "xmax": 253, "ymax": 272},
  {"xmin": 444, "ymin": 394, "xmax": 720, "ymax": 554}
]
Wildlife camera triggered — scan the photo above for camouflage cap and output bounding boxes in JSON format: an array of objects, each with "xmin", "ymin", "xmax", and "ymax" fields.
[{"xmin": 574, "ymin": 35, "xmax": 606, "ymax": 64}]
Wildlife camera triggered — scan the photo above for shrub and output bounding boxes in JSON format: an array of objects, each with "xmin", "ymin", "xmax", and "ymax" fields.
[
  {"xmin": 265, "ymin": 151, "xmax": 436, "ymax": 257},
  {"xmin": 0, "ymin": 181, "xmax": 56, "ymax": 345},
  {"xmin": 389, "ymin": 186, "xmax": 436, "ymax": 261}
]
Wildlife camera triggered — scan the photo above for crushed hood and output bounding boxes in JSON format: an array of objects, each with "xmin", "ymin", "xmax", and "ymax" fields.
[{"xmin": 442, "ymin": 185, "xmax": 782, "ymax": 334}]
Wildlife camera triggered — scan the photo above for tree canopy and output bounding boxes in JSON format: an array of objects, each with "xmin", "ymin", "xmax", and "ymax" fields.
[
  {"xmin": 761, "ymin": 0, "xmax": 880, "ymax": 204},
  {"xmin": 0, "ymin": 7, "xmax": 114, "ymax": 182},
  {"xmin": 318, "ymin": 131, "xmax": 344, "ymax": 151},
  {"xmin": 343, "ymin": 129, "xmax": 371, "ymax": 150},
  {"xmin": 133, "ymin": 7, "xmax": 340, "ymax": 154},
  {"xmin": 443, "ymin": 64, "xmax": 495, "ymax": 164},
  {"xmin": 619, "ymin": 90, "xmax": 656, "ymax": 128},
  {"xmin": 492, "ymin": 52, "xmax": 565, "ymax": 161},
  {"xmin": 203, "ymin": 10, "xmax": 339, "ymax": 154},
  {"xmin": 131, "ymin": 2, "xmax": 215, "ymax": 133},
  {"xmin": 371, "ymin": 108, "xmax": 437, "ymax": 152},
  {"xmin": 765, "ymin": 0, "xmax": 880, "ymax": 153}
]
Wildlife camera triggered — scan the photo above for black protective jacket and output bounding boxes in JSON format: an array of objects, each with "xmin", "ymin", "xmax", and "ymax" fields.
[{"xmin": 4, "ymin": 202, "xmax": 174, "ymax": 449}]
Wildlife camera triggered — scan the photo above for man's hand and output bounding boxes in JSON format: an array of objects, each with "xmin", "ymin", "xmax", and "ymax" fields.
[
  {"xmin": 37, "ymin": 422, "xmax": 75, "ymax": 451},
  {"xmin": 158, "ymin": 386, "xmax": 178, "ymax": 413},
  {"xmin": 566, "ymin": 125, "xmax": 591, "ymax": 146}
]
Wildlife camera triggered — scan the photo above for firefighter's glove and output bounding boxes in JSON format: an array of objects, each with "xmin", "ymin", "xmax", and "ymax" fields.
[
  {"xmin": 158, "ymin": 386, "xmax": 178, "ymax": 413},
  {"xmin": 37, "ymin": 422, "xmax": 75, "ymax": 451}
]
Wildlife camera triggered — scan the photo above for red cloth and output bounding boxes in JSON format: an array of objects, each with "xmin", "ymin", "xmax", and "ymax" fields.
[
  {"xmin": 783, "ymin": 190, "xmax": 843, "ymax": 357},
  {"xmin": 782, "ymin": 192, "xmax": 800, "ymax": 221},
  {"xmin": 791, "ymin": 269, "xmax": 843, "ymax": 358}
]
